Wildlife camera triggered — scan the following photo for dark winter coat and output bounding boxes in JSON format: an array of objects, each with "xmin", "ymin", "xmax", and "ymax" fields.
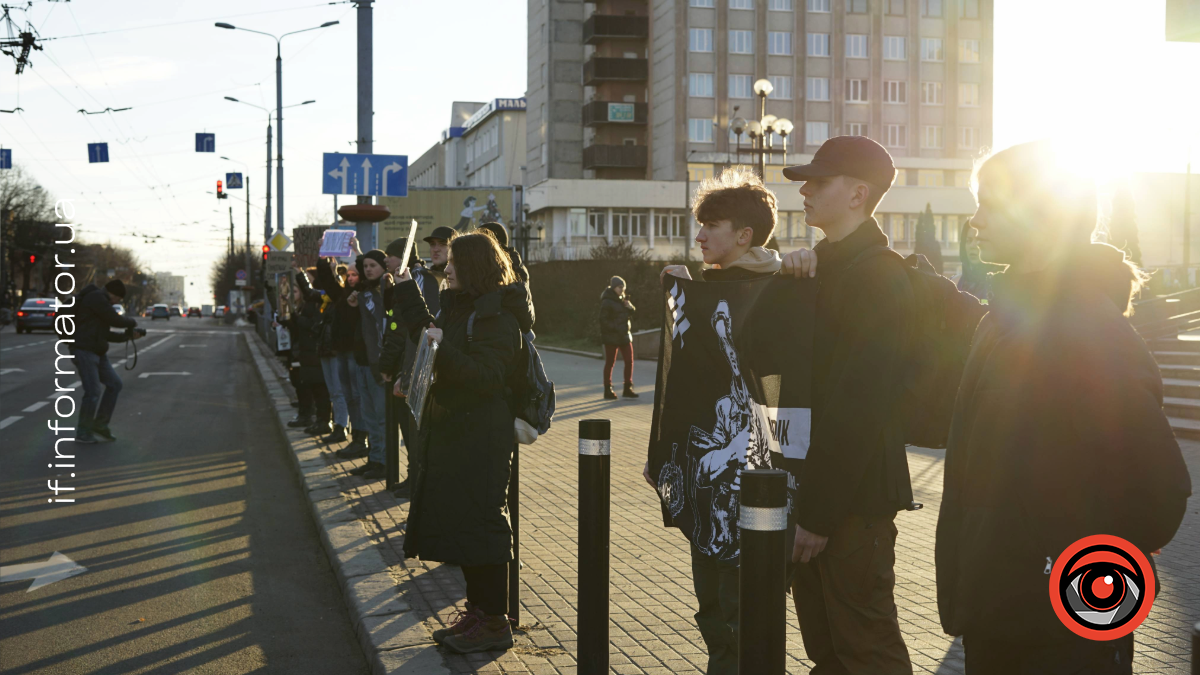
[
  {"xmin": 280, "ymin": 294, "xmax": 325, "ymax": 385},
  {"xmin": 798, "ymin": 219, "xmax": 916, "ymax": 537},
  {"xmin": 313, "ymin": 264, "xmax": 357, "ymax": 354},
  {"xmin": 935, "ymin": 244, "xmax": 1191, "ymax": 644},
  {"xmin": 74, "ymin": 284, "xmax": 137, "ymax": 356},
  {"xmin": 380, "ymin": 264, "xmax": 442, "ymax": 381},
  {"xmin": 599, "ymin": 287, "xmax": 635, "ymax": 345},
  {"xmin": 356, "ymin": 275, "xmax": 393, "ymax": 382},
  {"xmin": 397, "ymin": 279, "xmax": 534, "ymax": 567},
  {"xmin": 295, "ymin": 269, "xmax": 335, "ymax": 357}
]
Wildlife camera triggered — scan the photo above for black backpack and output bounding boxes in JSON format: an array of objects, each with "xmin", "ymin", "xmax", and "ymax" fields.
[
  {"xmin": 845, "ymin": 246, "xmax": 987, "ymax": 449},
  {"xmin": 468, "ymin": 313, "xmax": 556, "ymax": 435}
]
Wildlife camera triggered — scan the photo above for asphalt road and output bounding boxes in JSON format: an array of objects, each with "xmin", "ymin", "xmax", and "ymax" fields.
[{"xmin": 0, "ymin": 320, "xmax": 369, "ymax": 674}]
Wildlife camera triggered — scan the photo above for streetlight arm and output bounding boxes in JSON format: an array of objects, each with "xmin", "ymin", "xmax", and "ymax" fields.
[{"xmin": 280, "ymin": 22, "xmax": 338, "ymax": 42}]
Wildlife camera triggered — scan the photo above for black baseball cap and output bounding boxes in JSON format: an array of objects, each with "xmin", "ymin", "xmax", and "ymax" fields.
[
  {"xmin": 783, "ymin": 135, "xmax": 896, "ymax": 189},
  {"xmin": 422, "ymin": 226, "xmax": 457, "ymax": 244}
]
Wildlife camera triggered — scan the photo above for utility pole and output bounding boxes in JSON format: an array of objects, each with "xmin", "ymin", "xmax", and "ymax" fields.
[
  {"xmin": 1186, "ymin": 161, "xmax": 1193, "ymax": 280},
  {"xmin": 245, "ymin": 175, "xmax": 252, "ymax": 292},
  {"xmin": 276, "ymin": 42, "xmax": 285, "ymax": 235},
  {"xmin": 355, "ymin": 0, "xmax": 374, "ymax": 248},
  {"xmin": 229, "ymin": 207, "xmax": 235, "ymax": 257},
  {"xmin": 265, "ymin": 123, "xmax": 273, "ymax": 239}
]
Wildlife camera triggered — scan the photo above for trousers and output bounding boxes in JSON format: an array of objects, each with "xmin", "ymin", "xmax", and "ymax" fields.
[
  {"xmin": 690, "ymin": 544, "xmax": 739, "ymax": 675},
  {"xmin": 462, "ymin": 563, "xmax": 508, "ymax": 617},
  {"xmin": 602, "ymin": 342, "xmax": 634, "ymax": 387},
  {"xmin": 76, "ymin": 349, "xmax": 122, "ymax": 435},
  {"xmin": 352, "ymin": 361, "xmax": 386, "ymax": 464}
]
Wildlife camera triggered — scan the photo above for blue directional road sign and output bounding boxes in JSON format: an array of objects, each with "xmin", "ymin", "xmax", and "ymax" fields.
[
  {"xmin": 87, "ymin": 143, "xmax": 109, "ymax": 163},
  {"xmin": 0, "ymin": 149, "xmax": 10, "ymax": 170},
  {"xmin": 195, "ymin": 133, "xmax": 215, "ymax": 153},
  {"xmin": 226, "ymin": 172, "xmax": 243, "ymax": 189},
  {"xmin": 322, "ymin": 153, "xmax": 408, "ymax": 197}
]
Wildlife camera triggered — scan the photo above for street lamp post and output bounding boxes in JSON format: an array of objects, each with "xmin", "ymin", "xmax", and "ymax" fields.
[
  {"xmin": 216, "ymin": 20, "xmax": 338, "ymax": 235},
  {"xmin": 223, "ymin": 97, "xmax": 315, "ymax": 241},
  {"xmin": 730, "ymin": 79, "xmax": 793, "ymax": 181}
]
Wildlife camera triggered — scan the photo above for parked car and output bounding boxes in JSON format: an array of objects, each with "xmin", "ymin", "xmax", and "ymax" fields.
[
  {"xmin": 187, "ymin": 307, "xmax": 201, "ymax": 318},
  {"xmin": 151, "ymin": 304, "xmax": 170, "ymax": 320},
  {"xmin": 113, "ymin": 304, "xmax": 126, "ymax": 316},
  {"xmin": 214, "ymin": 306, "xmax": 226, "ymax": 318},
  {"xmin": 15, "ymin": 297, "xmax": 56, "ymax": 333}
]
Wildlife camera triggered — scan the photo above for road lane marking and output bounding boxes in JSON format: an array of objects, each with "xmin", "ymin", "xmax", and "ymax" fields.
[
  {"xmin": 0, "ymin": 340, "xmax": 49, "ymax": 352},
  {"xmin": 179, "ymin": 344, "xmax": 208, "ymax": 348},
  {"xmin": 0, "ymin": 416, "xmax": 21, "ymax": 429},
  {"xmin": 1, "ymin": 368, "xmax": 27, "ymax": 375},
  {"xmin": 138, "ymin": 371, "xmax": 192, "ymax": 378},
  {"xmin": 22, "ymin": 401, "xmax": 48, "ymax": 413},
  {"xmin": 0, "ymin": 552, "xmax": 87, "ymax": 592}
]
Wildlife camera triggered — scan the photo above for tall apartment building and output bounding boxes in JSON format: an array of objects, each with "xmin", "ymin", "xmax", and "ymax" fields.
[{"xmin": 525, "ymin": 0, "xmax": 991, "ymax": 269}]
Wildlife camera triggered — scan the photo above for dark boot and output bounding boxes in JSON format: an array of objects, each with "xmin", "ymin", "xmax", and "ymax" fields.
[
  {"xmin": 337, "ymin": 431, "xmax": 368, "ymax": 459},
  {"xmin": 287, "ymin": 414, "xmax": 314, "ymax": 429},
  {"xmin": 305, "ymin": 420, "xmax": 331, "ymax": 436},
  {"xmin": 604, "ymin": 385, "xmax": 618, "ymax": 400},
  {"xmin": 622, "ymin": 384, "xmax": 639, "ymax": 399},
  {"xmin": 322, "ymin": 424, "xmax": 347, "ymax": 444}
]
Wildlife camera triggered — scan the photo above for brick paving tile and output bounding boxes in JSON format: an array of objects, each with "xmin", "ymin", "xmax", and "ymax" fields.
[{"xmin": 311, "ymin": 350, "xmax": 1199, "ymax": 673}]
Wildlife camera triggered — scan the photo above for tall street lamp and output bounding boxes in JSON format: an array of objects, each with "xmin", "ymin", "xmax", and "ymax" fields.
[
  {"xmin": 215, "ymin": 20, "xmax": 338, "ymax": 235},
  {"xmin": 223, "ymin": 97, "xmax": 315, "ymax": 240},
  {"xmin": 730, "ymin": 79, "xmax": 793, "ymax": 180}
]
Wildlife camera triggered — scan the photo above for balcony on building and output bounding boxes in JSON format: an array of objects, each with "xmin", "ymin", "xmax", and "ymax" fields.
[
  {"xmin": 583, "ymin": 101, "xmax": 649, "ymax": 126},
  {"xmin": 583, "ymin": 143, "xmax": 649, "ymax": 169},
  {"xmin": 583, "ymin": 56, "xmax": 649, "ymax": 86},
  {"xmin": 583, "ymin": 14, "xmax": 650, "ymax": 44}
]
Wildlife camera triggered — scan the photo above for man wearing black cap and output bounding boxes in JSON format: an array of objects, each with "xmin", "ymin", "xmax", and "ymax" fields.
[
  {"xmin": 476, "ymin": 221, "xmax": 529, "ymax": 283},
  {"xmin": 73, "ymin": 279, "xmax": 143, "ymax": 444},
  {"xmin": 780, "ymin": 136, "xmax": 915, "ymax": 674},
  {"xmin": 422, "ymin": 226, "xmax": 456, "ymax": 297}
]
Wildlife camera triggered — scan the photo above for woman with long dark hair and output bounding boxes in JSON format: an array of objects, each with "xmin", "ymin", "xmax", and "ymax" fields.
[{"xmin": 393, "ymin": 232, "xmax": 533, "ymax": 654}]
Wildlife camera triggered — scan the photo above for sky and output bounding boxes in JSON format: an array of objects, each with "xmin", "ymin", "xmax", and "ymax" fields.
[{"xmin": 1, "ymin": 0, "xmax": 1198, "ymax": 307}]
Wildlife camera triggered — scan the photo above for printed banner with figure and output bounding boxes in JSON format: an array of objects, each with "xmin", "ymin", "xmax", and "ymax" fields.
[{"xmin": 648, "ymin": 274, "xmax": 818, "ymax": 562}]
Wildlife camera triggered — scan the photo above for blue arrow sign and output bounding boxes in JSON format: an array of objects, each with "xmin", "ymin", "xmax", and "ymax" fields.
[
  {"xmin": 87, "ymin": 143, "xmax": 109, "ymax": 163},
  {"xmin": 195, "ymin": 133, "xmax": 215, "ymax": 153},
  {"xmin": 322, "ymin": 153, "xmax": 407, "ymax": 197},
  {"xmin": 225, "ymin": 172, "xmax": 243, "ymax": 189},
  {"xmin": 0, "ymin": 149, "xmax": 10, "ymax": 170}
]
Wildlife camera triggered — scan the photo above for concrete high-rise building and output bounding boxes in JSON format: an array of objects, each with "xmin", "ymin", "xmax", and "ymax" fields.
[
  {"xmin": 525, "ymin": 0, "xmax": 992, "ymax": 270},
  {"xmin": 409, "ymin": 99, "xmax": 528, "ymax": 189}
]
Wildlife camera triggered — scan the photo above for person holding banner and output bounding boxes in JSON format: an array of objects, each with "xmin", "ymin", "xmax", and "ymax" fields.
[{"xmin": 392, "ymin": 232, "xmax": 533, "ymax": 654}]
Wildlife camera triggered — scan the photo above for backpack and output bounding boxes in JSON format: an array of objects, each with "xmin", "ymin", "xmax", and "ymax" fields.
[
  {"xmin": 468, "ymin": 312, "xmax": 556, "ymax": 435},
  {"xmin": 844, "ymin": 246, "xmax": 987, "ymax": 449}
]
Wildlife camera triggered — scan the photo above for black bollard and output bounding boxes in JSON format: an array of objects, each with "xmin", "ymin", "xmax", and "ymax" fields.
[
  {"xmin": 1193, "ymin": 621, "xmax": 1200, "ymax": 675},
  {"xmin": 508, "ymin": 442, "xmax": 520, "ymax": 627},
  {"xmin": 384, "ymin": 388, "xmax": 400, "ymax": 489},
  {"xmin": 578, "ymin": 419, "xmax": 610, "ymax": 675},
  {"xmin": 739, "ymin": 469, "xmax": 788, "ymax": 675}
]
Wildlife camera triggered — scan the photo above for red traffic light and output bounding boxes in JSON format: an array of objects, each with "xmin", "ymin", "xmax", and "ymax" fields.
[
  {"xmin": 28, "ymin": 254, "xmax": 36, "ymax": 264},
  {"xmin": 217, "ymin": 180, "xmax": 225, "ymax": 198},
  {"xmin": 261, "ymin": 245, "xmax": 269, "ymax": 261}
]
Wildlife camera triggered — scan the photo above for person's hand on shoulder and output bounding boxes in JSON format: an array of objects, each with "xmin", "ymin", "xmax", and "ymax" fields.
[
  {"xmin": 781, "ymin": 248, "xmax": 818, "ymax": 278},
  {"xmin": 660, "ymin": 265, "xmax": 692, "ymax": 283}
]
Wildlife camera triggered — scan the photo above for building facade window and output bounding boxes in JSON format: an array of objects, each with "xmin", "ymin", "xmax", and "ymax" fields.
[
  {"xmin": 887, "ymin": 0, "xmax": 906, "ymax": 14},
  {"xmin": 588, "ymin": 209, "xmax": 607, "ymax": 238},
  {"xmin": 958, "ymin": 126, "xmax": 978, "ymax": 149},
  {"xmin": 921, "ymin": 37, "xmax": 944, "ymax": 61},
  {"xmin": 921, "ymin": 81, "xmax": 943, "ymax": 104},
  {"xmin": 768, "ymin": 0, "xmax": 794, "ymax": 10},
  {"xmin": 689, "ymin": 28, "xmax": 714, "ymax": 52},
  {"xmin": 654, "ymin": 211, "xmax": 686, "ymax": 239},
  {"xmin": 768, "ymin": 31, "xmax": 793, "ymax": 55},
  {"xmin": 959, "ymin": 38, "xmax": 981, "ymax": 62},
  {"xmin": 630, "ymin": 210, "xmax": 649, "ymax": 238},
  {"xmin": 729, "ymin": 0, "xmax": 754, "ymax": 8},
  {"xmin": 894, "ymin": 168, "xmax": 908, "ymax": 186},
  {"xmin": 690, "ymin": 72, "xmax": 715, "ymax": 97},
  {"xmin": 921, "ymin": 0, "xmax": 943, "ymax": 16},
  {"xmin": 885, "ymin": 124, "xmax": 907, "ymax": 147},
  {"xmin": 729, "ymin": 74, "xmax": 753, "ymax": 98},
  {"xmin": 846, "ymin": 79, "xmax": 869, "ymax": 102},
  {"xmin": 690, "ymin": 0, "xmax": 715, "ymax": 6},
  {"xmin": 807, "ymin": 32, "xmax": 830, "ymax": 56},
  {"xmin": 848, "ymin": 0, "xmax": 868, "ymax": 12},
  {"xmin": 959, "ymin": 82, "xmax": 979, "ymax": 107},
  {"xmin": 958, "ymin": 0, "xmax": 979, "ymax": 18},
  {"xmin": 847, "ymin": 122, "xmax": 867, "ymax": 136},
  {"xmin": 885, "ymin": 80, "xmax": 907, "ymax": 103},
  {"xmin": 806, "ymin": 122, "xmax": 830, "ymax": 145},
  {"xmin": 689, "ymin": 118, "xmax": 714, "ymax": 142},
  {"xmin": 688, "ymin": 163, "xmax": 716, "ymax": 181},
  {"xmin": 807, "ymin": 0, "xmax": 831, "ymax": 11},
  {"xmin": 729, "ymin": 30, "xmax": 754, "ymax": 54},
  {"xmin": 768, "ymin": 75, "xmax": 793, "ymax": 99},
  {"xmin": 846, "ymin": 34, "xmax": 868, "ymax": 58},
  {"xmin": 884, "ymin": 36, "xmax": 906, "ymax": 60},
  {"xmin": 922, "ymin": 125, "xmax": 944, "ymax": 148},
  {"xmin": 918, "ymin": 169, "xmax": 945, "ymax": 187},
  {"xmin": 613, "ymin": 211, "xmax": 630, "ymax": 238},
  {"xmin": 568, "ymin": 208, "xmax": 587, "ymax": 238},
  {"xmin": 806, "ymin": 76, "xmax": 830, "ymax": 100}
]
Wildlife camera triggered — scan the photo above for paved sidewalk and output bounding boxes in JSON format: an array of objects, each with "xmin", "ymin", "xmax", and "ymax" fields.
[{"xmin": 252, "ymin": 336, "xmax": 1200, "ymax": 674}]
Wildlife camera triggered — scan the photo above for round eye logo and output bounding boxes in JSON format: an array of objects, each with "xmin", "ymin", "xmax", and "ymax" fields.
[{"xmin": 1048, "ymin": 534, "xmax": 1155, "ymax": 640}]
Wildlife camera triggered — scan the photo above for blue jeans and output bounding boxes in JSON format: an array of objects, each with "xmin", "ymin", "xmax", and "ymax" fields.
[
  {"xmin": 76, "ymin": 349, "xmax": 122, "ymax": 435},
  {"xmin": 352, "ymin": 361, "xmax": 386, "ymax": 464},
  {"xmin": 335, "ymin": 351, "xmax": 361, "ymax": 431},
  {"xmin": 321, "ymin": 355, "xmax": 350, "ymax": 428}
]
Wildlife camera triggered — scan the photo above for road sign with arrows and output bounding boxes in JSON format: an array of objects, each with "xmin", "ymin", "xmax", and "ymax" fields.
[{"xmin": 322, "ymin": 152, "xmax": 407, "ymax": 197}]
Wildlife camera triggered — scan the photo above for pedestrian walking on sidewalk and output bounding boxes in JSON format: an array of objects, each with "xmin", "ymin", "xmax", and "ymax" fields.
[
  {"xmin": 935, "ymin": 141, "xmax": 1192, "ymax": 674},
  {"xmin": 599, "ymin": 275, "xmax": 638, "ymax": 400},
  {"xmin": 653, "ymin": 166, "xmax": 784, "ymax": 675},
  {"xmin": 393, "ymin": 232, "xmax": 533, "ymax": 655},
  {"xmin": 72, "ymin": 279, "xmax": 143, "ymax": 444}
]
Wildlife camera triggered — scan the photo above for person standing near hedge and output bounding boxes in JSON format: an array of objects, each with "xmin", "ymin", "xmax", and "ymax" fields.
[{"xmin": 599, "ymin": 275, "xmax": 638, "ymax": 400}]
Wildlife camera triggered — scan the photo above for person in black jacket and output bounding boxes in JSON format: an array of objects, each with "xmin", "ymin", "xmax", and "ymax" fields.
[
  {"xmin": 598, "ymin": 276, "xmax": 637, "ymax": 400},
  {"xmin": 331, "ymin": 263, "xmax": 369, "ymax": 458},
  {"xmin": 477, "ymin": 221, "xmax": 530, "ymax": 283},
  {"xmin": 311, "ymin": 260, "xmax": 361, "ymax": 445},
  {"xmin": 344, "ymin": 245, "xmax": 392, "ymax": 481},
  {"xmin": 73, "ymin": 279, "xmax": 141, "ymax": 444},
  {"xmin": 780, "ymin": 136, "xmax": 915, "ymax": 674},
  {"xmin": 935, "ymin": 141, "xmax": 1191, "ymax": 673},
  {"xmin": 393, "ymin": 232, "xmax": 531, "ymax": 655},
  {"xmin": 275, "ymin": 267, "xmax": 331, "ymax": 434}
]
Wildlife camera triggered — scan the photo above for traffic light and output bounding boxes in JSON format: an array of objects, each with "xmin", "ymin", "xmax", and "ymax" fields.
[
  {"xmin": 216, "ymin": 180, "xmax": 227, "ymax": 199},
  {"xmin": 261, "ymin": 244, "xmax": 270, "ymax": 263},
  {"xmin": 28, "ymin": 254, "xmax": 36, "ymax": 264}
]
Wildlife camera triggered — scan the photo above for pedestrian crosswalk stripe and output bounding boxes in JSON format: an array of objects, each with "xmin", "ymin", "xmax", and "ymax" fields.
[
  {"xmin": 0, "ymin": 416, "xmax": 21, "ymax": 429},
  {"xmin": 22, "ymin": 401, "xmax": 49, "ymax": 413}
]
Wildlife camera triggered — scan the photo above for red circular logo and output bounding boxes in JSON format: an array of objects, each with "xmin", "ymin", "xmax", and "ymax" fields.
[{"xmin": 1048, "ymin": 534, "xmax": 1155, "ymax": 640}]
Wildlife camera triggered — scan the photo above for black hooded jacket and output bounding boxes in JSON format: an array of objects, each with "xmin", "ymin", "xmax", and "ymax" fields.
[
  {"xmin": 598, "ymin": 287, "xmax": 635, "ymax": 345},
  {"xmin": 73, "ymin": 283, "xmax": 137, "ymax": 356}
]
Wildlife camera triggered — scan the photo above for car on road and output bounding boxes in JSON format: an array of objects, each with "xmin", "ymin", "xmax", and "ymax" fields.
[
  {"xmin": 214, "ymin": 306, "xmax": 226, "ymax": 318},
  {"xmin": 187, "ymin": 307, "xmax": 201, "ymax": 318},
  {"xmin": 151, "ymin": 304, "xmax": 170, "ymax": 320},
  {"xmin": 15, "ymin": 298, "xmax": 56, "ymax": 333},
  {"xmin": 169, "ymin": 306, "xmax": 183, "ymax": 317},
  {"xmin": 113, "ymin": 304, "xmax": 126, "ymax": 317}
]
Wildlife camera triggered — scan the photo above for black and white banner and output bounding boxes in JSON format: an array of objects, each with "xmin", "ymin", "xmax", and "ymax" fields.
[{"xmin": 649, "ymin": 274, "xmax": 818, "ymax": 561}]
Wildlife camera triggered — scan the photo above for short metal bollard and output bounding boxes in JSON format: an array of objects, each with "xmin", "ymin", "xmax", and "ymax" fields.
[
  {"xmin": 739, "ymin": 469, "xmax": 789, "ymax": 675},
  {"xmin": 384, "ymin": 388, "xmax": 400, "ymax": 489},
  {"xmin": 578, "ymin": 419, "xmax": 611, "ymax": 675},
  {"xmin": 1192, "ymin": 621, "xmax": 1199, "ymax": 675},
  {"xmin": 508, "ymin": 443, "xmax": 520, "ymax": 626}
]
